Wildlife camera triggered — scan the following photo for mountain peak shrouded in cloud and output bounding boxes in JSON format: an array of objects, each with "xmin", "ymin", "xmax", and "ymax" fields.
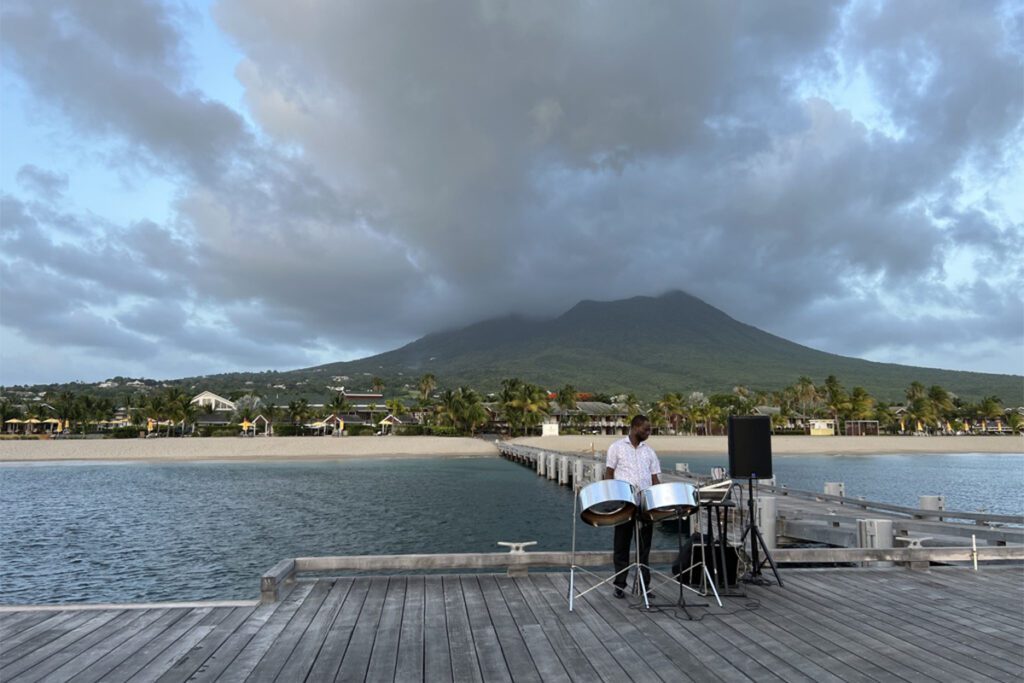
[
  {"xmin": 1, "ymin": 1, "xmax": 1022, "ymax": 385},
  {"xmin": 205, "ymin": 291, "xmax": 1024, "ymax": 402}
]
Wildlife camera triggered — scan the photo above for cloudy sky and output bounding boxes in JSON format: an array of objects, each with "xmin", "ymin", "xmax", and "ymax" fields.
[{"xmin": 1, "ymin": 0, "xmax": 1022, "ymax": 386}]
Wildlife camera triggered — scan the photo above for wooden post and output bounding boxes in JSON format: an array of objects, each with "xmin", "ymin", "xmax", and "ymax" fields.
[
  {"xmin": 547, "ymin": 453, "xmax": 557, "ymax": 480},
  {"xmin": 536, "ymin": 452, "xmax": 545, "ymax": 476},
  {"xmin": 558, "ymin": 456, "xmax": 569, "ymax": 485}
]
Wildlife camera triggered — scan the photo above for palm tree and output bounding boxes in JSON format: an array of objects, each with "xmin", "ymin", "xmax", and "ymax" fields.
[
  {"xmin": 823, "ymin": 375, "xmax": 850, "ymax": 435},
  {"xmin": 657, "ymin": 392, "xmax": 684, "ymax": 434},
  {"xmin": 794, "ymin": 377, "xmax": 819, "ymax": 418},
  {"xmin": 927, "ymin": 385, "xmax": 954, "ymax": 429},
  {"xmin": 371, "ymin": 377, "xmax": 385, "ymax": 394},
  {"xmin": 418, "ymin": 374, "xmax": 436, "ymax": 402},
  {"xmin": 849, "ymin": 387, "xmax": 875, "ymax": 420},
  {"xmin": 557, "ymin": 385, "xmax": 578, "ymax": 411},
  {"xmin": 0, "ymin": 397, "xmax": 22, "ymax": 428},
  {"xmin": 327, "ymin": 392, "xmax": 349, "ymax": 417},
  {"xmin": 288, "ymin": 398, "xmax": 310, "ymax": 425},
  {"xmin": 385, "ymin": 398, "xmax": 406, "ymax": 417},
  {"xmin": 75, "ymin": 394, "xmax": 97, "ymax": 435},
  {"xmin": 454, "ymin": 387, "xmax": 487, "ymax": 434},
  {"xmin": 51, "ymin": 391, "xmax": 77, "ymax": 433}
]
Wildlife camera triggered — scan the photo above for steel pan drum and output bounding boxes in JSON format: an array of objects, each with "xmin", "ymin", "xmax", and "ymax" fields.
[
  {"xmin": 639, "ymin": 482, "xmax": 698, "ymax": 522},
  {"xmin": 578, "ymin": 480, "xmax": 638, "ymax": 527}
]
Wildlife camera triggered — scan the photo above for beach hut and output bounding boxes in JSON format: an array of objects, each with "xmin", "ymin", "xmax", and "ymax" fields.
[
  {"xmin": 252, "ymin": 414, "xmax": 271, "ymax": 436},
  {"xmin": 5, "ymin": 418, "xmax": 23, "ymax": 434}
]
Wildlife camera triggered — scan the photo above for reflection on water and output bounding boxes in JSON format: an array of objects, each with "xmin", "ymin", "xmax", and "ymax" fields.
[{"xmin": 0, "ymin": 453, "xmax": 1020, "ymax": 604}]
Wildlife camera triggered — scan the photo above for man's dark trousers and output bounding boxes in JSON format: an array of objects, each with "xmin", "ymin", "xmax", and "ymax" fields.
[{"xmin": 613, "ymin": 520, "xmax": 653, "ymax": 589}]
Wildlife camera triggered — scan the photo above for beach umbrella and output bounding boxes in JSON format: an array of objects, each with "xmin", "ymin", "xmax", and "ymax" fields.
[{"xmin": 4, "ymin": 418, "xmax": 23, "ymax": 423}]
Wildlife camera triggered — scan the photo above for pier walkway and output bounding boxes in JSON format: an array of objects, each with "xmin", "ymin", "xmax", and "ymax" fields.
[{"xmin": 2, "ymin": 566, "xmax": 1022, "ymax": 682}]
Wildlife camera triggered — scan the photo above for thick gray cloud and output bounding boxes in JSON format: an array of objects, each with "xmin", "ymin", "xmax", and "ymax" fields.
[{"xmin": 0, "ymin": 0, "xmax": 1021, "ymax": 384}]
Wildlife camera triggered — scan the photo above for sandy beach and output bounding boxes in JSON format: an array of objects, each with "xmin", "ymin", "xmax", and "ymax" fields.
[
  {"xmin": 0, "ymin": 436, "xmax": 498, "ymax": 462},
  {"xmin": 0, "ymin": 434, "xmax": 1019, "ymax": 463}
]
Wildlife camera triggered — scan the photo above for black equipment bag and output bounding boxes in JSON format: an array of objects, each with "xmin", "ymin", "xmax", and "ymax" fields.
[{"xmin": 672, "ymin": 533, "xmax": 739, "ymax": 587}]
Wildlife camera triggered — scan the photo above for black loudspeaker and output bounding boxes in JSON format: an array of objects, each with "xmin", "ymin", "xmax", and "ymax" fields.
[{"xmin": 728, "ymin": 415, "xmax": 772, "ymax": 479}]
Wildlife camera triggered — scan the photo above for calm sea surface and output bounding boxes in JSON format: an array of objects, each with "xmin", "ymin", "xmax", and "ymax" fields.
[{"xmin": 1, "ymin": 452, "xmax": 1021, "ymax": 604}]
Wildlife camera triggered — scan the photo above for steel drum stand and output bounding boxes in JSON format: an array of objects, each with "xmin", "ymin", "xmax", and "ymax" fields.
[
  {"xmin": 568, "ymin": 489, "xmax": 651, "ymax": 612},
  {"xmin": 638, "ymin": 501, "xmax": 722, "ymax": 618}
]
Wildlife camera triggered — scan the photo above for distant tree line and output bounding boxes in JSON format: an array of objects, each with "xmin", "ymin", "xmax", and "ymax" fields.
[{"xmin": 1, "ymin": 373, "xmax": 1019, "ymax": 437}]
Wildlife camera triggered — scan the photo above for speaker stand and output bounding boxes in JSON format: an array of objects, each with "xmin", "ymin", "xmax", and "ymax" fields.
[{"xmin": 739, "ymin": 476, "xmax": 783, "ymax": 587}]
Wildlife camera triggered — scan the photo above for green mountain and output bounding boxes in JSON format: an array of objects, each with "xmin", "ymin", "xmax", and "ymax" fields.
[
  {"xmin": 288, "ymin": 291, "xmax": 1020, "ymax": 402},
  {"xmin": 12, "ymin": 291, "xmax": 1018, "ymax": 404}
]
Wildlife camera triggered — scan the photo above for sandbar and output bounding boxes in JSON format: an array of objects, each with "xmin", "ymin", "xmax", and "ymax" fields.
[{"xmin": 0, "ymin": 434, "xmax": 1019, "ymax": 463}]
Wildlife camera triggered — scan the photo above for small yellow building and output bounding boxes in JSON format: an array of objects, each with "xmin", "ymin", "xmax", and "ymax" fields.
[{"xmin": 809, "ymin": 419, "xmax": 836, "ymax": 436}]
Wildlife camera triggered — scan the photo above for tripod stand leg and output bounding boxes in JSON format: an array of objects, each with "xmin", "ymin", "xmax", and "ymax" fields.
[
  {"xmin": 635, "ymin": 518, "xmax": 650, "ymax": 609},
  {"xmin": 751, "ymin": 524, "xmax": 784, "ymax": 587}
]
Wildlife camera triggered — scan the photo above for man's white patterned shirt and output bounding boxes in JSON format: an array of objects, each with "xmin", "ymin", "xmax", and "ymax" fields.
[{"xmin": 606, "ymin": 438, "xmax": 661, "ymax": 491}]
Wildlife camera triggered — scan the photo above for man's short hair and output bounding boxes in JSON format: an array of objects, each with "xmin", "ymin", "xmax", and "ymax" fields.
[{"xmin": 630, "ymin": 414, "xmax": 650, "ymax": 429}]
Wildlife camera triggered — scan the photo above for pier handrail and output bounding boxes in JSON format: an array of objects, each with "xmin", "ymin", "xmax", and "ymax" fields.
[
  {"xmin": 758, "ymin": 483, "xmax": 1024, "ymax": 525},
  {"xmin": 260, "ymin": 546, "xmax": 1024, "ymax": 602}
]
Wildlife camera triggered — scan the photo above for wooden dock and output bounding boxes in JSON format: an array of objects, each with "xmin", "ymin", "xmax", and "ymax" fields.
[{"xmin": 2, "ymin": 566, "xmax": 1022, "ymax": 682}]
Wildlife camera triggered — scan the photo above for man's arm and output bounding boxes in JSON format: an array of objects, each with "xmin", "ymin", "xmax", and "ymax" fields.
[
  {"xmin": 651, "ymin": 474, "xmax": 660, "ymax": 485},
  {"xmin": 604, "ymin": 467, "xmax": 615, "ymax": 480}
]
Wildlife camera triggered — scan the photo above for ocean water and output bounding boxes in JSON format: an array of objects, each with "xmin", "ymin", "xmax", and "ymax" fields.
[{"xmin": 1, "ymin": 453, "xmax": 1021, "ymax": 604}]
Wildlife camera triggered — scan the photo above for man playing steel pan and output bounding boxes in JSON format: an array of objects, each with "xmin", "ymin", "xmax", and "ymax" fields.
[{"xmin": 604, "ymin": 413, "xmax": 661, "ymax": 598}]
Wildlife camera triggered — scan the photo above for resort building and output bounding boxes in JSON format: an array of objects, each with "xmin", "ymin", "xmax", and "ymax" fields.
[{"xmin": 190, "ymin": 391, "xmax": 236, "ymax": 412}]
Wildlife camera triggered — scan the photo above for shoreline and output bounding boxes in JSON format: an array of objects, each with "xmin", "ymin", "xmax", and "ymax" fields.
[{"xmin": 0, "ymin": 434, "xmax": 1019, "ymax": 463}]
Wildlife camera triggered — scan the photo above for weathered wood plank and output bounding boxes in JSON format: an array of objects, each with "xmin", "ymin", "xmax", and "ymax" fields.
[
  {"xmin": 794, "ymin": 571, "xmax": 1023, "ymax": 679},
  {"xmin": 98, "ymin": 607, "xmax": 213, "ymax": 683},
  {"xmin": 188, "ymin": 580, "xmax": 317, "ymax": 683},
  {"xmin": 422, "ymin": 575, "xmax": 453, "ymax": 683},
  {"xmin": 571, "ymin": 573, "xmax": 732, "ymax": 683},
  {"xmin": 525, "ymin": 573, "xmax": 631, "ymax": 683},
  {"xmin": 364, "ymin": 576, "xmax": 406, "ymax": 683},
  {"xmin": 0, "ymin": 609, "xmax": 96, "ymax": 663},
  {"xmin": 460, "ymin": 576, "xmax": 514, "ymax": 683},
  {"xmin": 17, "ymin": 609, "xmax": 164, "ymax": 683},
  {"xmin": 0, "ymin": 610, "xmax": 58, "ymax": 636},
  {"xmin": 152, "ymin": 603, "xmax": 267, "ymax": 682},
  {"xmin": 475, "ymin": 576, "xmax": 546, "ymax": 683},
  {"xmin": 810, "ymin": 568, "xmax": 1023, "ymax": 651},
  {"xmin": 272, "ymin": 578, "xmax": 352, "ymax": 683},
  {"xmin": 509, "ymin": 574, "xmax": 601, "ymax": 682},
  {"xmin": 303, "ymin": 578, "xmax": 371, "ymax": 681},
  {"xmin": 559, "ymin": 573, "xmax": 690, "ymax": 683},
  {"xmin": 773, "ymin": 574, "xmax": 998, "ymax": 682},
  {"xmin": 65, "ymin": 608, "xmax": 190, "ymax": 683},
  {"xmin": 394, "ymin": 575, "xmax": 425, "ymax": 682},
  {"xmin": 489, "ymin": 576, "xmax": 572, "ymax": 683},
  {"xmin": 229, "ymin": 578, "xmax": 333, "ymax": 682},
  {"xmin": 335, "ymin": 576, "xmax": 389, "ymax": 682},
  {"xmin": 442, "ymin": 575, "xmax": 484, "ymax": 683},
  {"xmin": 0, "ymin": 609, "xmax": 126, "ymax": 681}
]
